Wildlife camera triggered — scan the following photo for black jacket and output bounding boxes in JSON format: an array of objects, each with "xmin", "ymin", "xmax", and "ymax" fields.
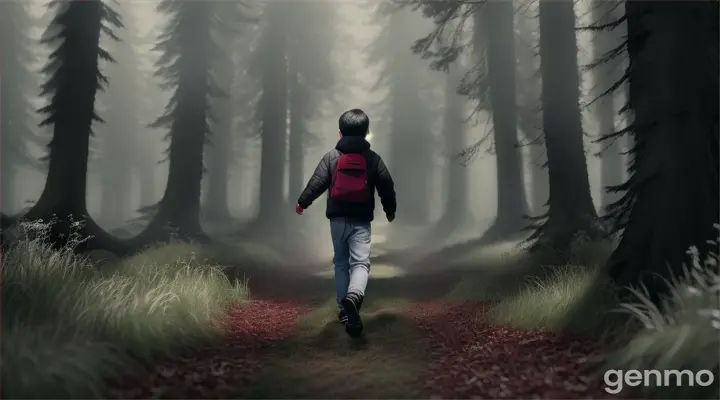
[{"xmin": 297, "ymin": 136, "xmax": 396, "ymax": 222}]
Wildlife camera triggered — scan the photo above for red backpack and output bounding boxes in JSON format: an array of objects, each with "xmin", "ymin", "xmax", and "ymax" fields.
[{"xmin": 330, "ymin": 152, "xmax": 371, "ymax": 202}]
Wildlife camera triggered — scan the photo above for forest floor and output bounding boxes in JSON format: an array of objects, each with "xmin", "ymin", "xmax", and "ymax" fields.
[{"xmin": 107, "ymin": 260, "xmax": 612, "ymax": 399}]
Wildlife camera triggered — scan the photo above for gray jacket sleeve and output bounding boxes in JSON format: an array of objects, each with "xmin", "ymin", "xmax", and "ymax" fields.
[
  {"xmin": 375, "ymin": 156, "xmax": 396, "ymax": 215},
  {"xmin": 297, "ymin": 154, "xmax": 332, "ymax": 209}
]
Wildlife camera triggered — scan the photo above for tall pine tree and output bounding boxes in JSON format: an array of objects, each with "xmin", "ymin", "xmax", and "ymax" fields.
[
  {"xmin": 606, "ymin": 1, "xmax": 719, "ymax": 304},
  {"xmin": 20, "ymin": 0, "xmax": 124, "ymax": 252},
  {"xmin": 136, "ymin": 0, "xmax": 242, "ymax": 242},
  {"xmin": 528, "ymin": 0, "xmax": 604, "ymax": 252}
]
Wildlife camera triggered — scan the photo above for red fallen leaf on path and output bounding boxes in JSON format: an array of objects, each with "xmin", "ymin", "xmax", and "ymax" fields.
[
  {"xmin": 411, "ymin": 301, "xmax": 611, "ymax": 399},
  {"xmin": 107, "ymin": 300, "xmax": 305, "ymax": 399}
]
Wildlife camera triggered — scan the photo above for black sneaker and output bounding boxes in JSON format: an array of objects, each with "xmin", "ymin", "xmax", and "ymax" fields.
[
  {"xmin": 338, "ymin": 309, "xmax": 348, "ymax": 325},
  {"xmin": 341, "ymin": 292, "xmax": 363, "ymax": 338}
]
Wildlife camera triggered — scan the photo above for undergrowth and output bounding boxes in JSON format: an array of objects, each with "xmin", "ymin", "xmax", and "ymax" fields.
[
  {"xmin": 452, "ymin": 227, "xmax": 719, "ymax": 399},
  {"xmin": 1, "ymin": 220, "xmax": 250, "ymax": 399},
  {"xmin": 601, "ymin": 227, "xmax": 720, "ymax": 399},
  {"xmin": 447, "ymin": 239, "xmax": 619, "ymax": 332}
]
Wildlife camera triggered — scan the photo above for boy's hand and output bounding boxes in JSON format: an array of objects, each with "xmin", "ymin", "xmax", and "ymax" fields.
[
  {"xmin": 386, "ymin": 213, "xmax": 395, "ymax": 222},
  {"xmin": 296, "ymin": 204, "xmax": 304, "ymax": 215}
]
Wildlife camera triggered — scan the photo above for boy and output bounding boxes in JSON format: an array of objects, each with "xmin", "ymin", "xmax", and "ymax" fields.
[{"xmin": 295, "ymin": 109, "xmax": 396, "ymax": 338}]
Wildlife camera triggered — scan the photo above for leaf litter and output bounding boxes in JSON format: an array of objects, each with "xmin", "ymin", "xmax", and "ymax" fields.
[
  {"xmin": 411, "ymin": 302, "xmax": 612, "ymax": 399},
  {"xmin": 107, "ymin": 300, "xmax": 305, "ymax": 399},
  {"xmin": 107, "ymin": 299, "xmax": 617, "ymax": 399}
]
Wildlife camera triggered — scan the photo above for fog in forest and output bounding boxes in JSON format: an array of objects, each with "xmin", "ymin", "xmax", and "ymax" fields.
[
  {"xmin": 4, "ymin": 0, "xmax": 630, "ymax": 261},
  {"xmin": 3, "ymin": 1, "xmax": 718, "ymax": 398}
]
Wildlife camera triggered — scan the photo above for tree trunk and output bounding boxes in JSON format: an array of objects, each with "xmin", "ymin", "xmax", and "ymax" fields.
[
  {"xmin": 592, "ymin": 0, "xmax": 624, "ymax": 214},
  {"xmin": 481, "ymin": 1, "xmax": 529, "ymax": 242},
  {"xmin": 22, "ymin": 0, "xmax": 124, "ymax": 254},
  {"xmin": 203, "ymin": 119, "xmax": 233, "ymax": 223},
  {"xmin": 145, "ymin": 115, "xmax": 207, "ymax": 238},
  {"xmin": 607, "ymin": 0, "xmax": 719, "ymax": 302},
  {"xmin": 256, "ymin": 3, "xmax": 288, "ymax": 225},
  {"xmin": 204, "ymin": 42, "xmax": 235, "ymax": 224},
  {"xmin": 528, "ymin": 142, "xmax": 549, "ymax": 215},
  {"xmin": 287, "ymin": 67, "xmax": 305, "ymax": 204},
  {"xmin": 533, "ymin": 0, "xmax": 604, "ymax": 251},
  {"xmin": 439, "ymin": 63, "xmax": 469, "ymax": 231},
  {"xmin": 139, "ymin": 2, "xmax": 213, "ymax": 242},
  {"xmin": 519, "ymin": 108, "xmax": 548, "ymax": 216}
]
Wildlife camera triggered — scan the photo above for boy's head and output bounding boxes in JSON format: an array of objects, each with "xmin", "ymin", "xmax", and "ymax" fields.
[{"xmin": 338, "ymin": 109, "xmax": 369, "ymax": 138}]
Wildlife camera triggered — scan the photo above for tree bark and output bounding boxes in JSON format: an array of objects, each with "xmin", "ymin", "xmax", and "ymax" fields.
[
  {"xmin": 22, "ymin": 0, "xmax": 125, "ymax": 253},
  {"xmin": 592, "ymin": 0, "xmax": 624, "ymax": 214},
  {"xmin": 203, "ymin": 40, "xmax": 235, "ymax": 224},
  {"xmin": 256, "ymin": 3, "xmax": 288, "ymax": 225},
  {"xmin": 439, "ymin": 63, "xmax": 469, "ymax": 231},
  {"xmin": 519, "ymin": 111, "xmax": 549, "ymax": 216},
  {"xmin": 481, "ymin": 1, "xmax": 530, "ymax": 241},
  {"xmin": 138, "ymin": 2, "xmax": 213, "ymax": 242},
  {"xmin": 534, "ymin": 0, "xmax": 604, "ymax": 251},
  {"xmin": 203, "ymin": 119, "xmax": 233, "ymax": 223},
  {"xmin": 607, "ymin": 1, "xmax": 719, "ymax": 302}
]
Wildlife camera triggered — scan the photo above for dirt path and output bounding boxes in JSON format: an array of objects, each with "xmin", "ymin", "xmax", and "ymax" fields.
[
  {"xmin": 108, "ymin": 300, "xmax": 306, "ymax": 399},
  {"xmin": 412, "ymin": 302, "xmax": 608, "ymax": 398},
  {"xmin": 107, "ymin": 270, "xmax": 610, "ymax": 399}
]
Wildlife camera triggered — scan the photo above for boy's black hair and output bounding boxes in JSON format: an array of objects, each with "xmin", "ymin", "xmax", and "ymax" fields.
[{"xmin": 338, "ymin": 109, "xmax": 370, "ymax": 137}]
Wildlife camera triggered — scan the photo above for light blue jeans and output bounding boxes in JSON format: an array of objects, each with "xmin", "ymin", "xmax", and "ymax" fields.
[{"xmin": 330, "ymin": 217, "xmax": 371, "ymax": 311}]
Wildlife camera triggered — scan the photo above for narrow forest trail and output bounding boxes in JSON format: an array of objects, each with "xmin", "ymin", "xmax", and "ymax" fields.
[{"xmin": 107, "ymin": 257, "xmax": 613, "ymax": 399}]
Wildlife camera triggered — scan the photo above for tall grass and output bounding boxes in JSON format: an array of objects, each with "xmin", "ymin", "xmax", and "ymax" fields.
[
  {"xmin": 452, "ymin": 227, "xmax": 719, "ymax": 398},
  {"xmin": 601, "ymin": 227, "xmax": 720, "ymax": 399},
  {"xmin": 447, "ymin": 239, "xmax": 619, "ymax": 333},
  {"xmin": 1, "ymin": 221, "xmax": 249, "ymax": 399}
]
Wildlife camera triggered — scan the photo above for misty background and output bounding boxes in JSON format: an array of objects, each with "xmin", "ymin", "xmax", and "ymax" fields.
[{"xmin": 3, "ymin": 0, "xmax": 629, "ymax": 258}]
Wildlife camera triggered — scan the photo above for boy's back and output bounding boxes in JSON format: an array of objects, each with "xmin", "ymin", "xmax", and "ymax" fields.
[
  {"xmin": 297, "ymin": 135, "xmax": 396, "ymax": 222},
  {"xmin": 295, "ymin": 109, "xmax": 396, "ymax": 338}
]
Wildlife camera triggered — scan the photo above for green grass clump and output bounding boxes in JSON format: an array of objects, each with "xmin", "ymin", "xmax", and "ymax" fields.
[
  {"xmin": 447, "ymin": 239, "xmax": 618, "ymax": 330},
  {"xmin": 1, "ymin": 221, "xmax": 249, "ymax": 399},
  {"xmin": 601, "ymin": 230, "xmax": 720, "ymax": 399},
  {"xmin": 451, "ymin": 227, "xmax": 719, "ymax": 399},
  {"xmin": 489, "ymin": 266, "xmax": 615, "ymax": 331}
]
